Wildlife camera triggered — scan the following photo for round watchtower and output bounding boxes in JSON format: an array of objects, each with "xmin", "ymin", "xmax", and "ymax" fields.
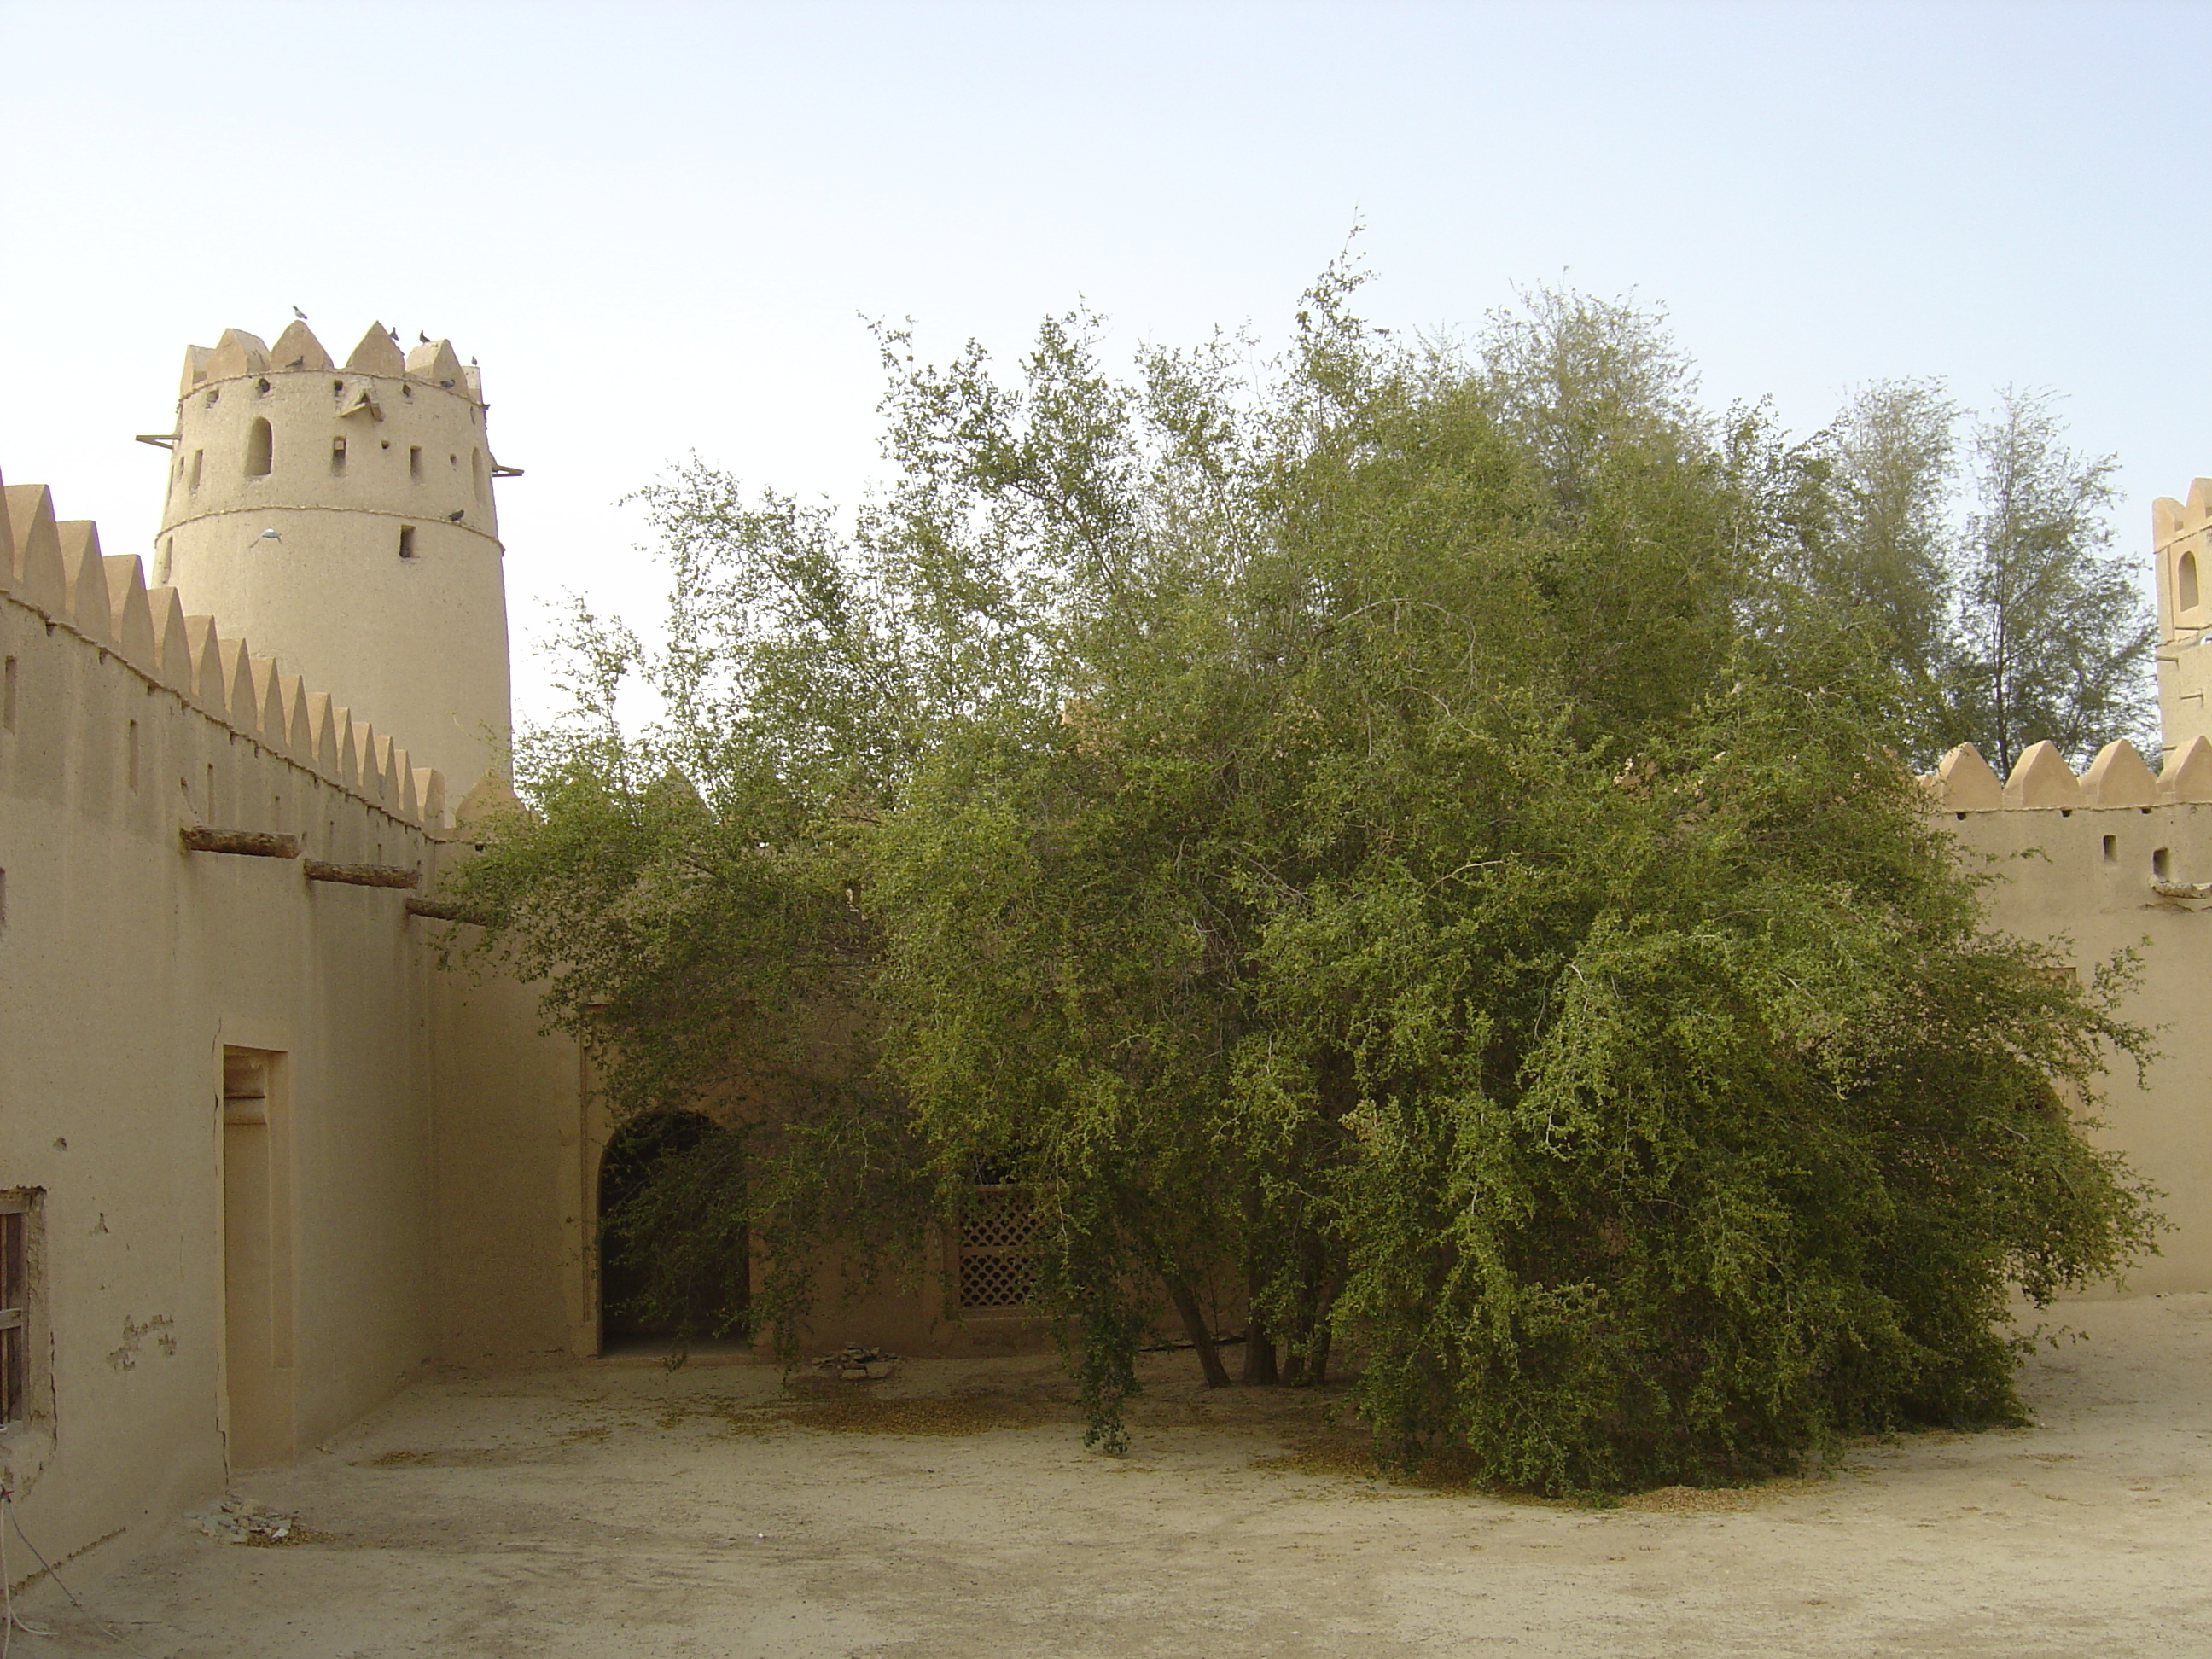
[{"xmin": 151, "ymin": 318, "xmax": 515, "ymax": 796}]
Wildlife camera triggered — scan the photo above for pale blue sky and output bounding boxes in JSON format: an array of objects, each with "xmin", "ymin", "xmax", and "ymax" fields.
[{"xmin": 1, "ymin": 1, "xmax": 2201, "ymax": 723}]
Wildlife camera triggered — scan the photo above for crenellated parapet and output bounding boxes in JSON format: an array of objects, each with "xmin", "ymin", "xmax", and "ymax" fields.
[
  {"xmin": 178, "ymin": 320, "xmax": 486, "ymax": 405},
  {"xmin": 1924, "ymin": 737, "xmax": 2212, "ymax": 812},
  {"xmin": 2, "ymin": 467, "xmax": 448, "ymax": 830}
]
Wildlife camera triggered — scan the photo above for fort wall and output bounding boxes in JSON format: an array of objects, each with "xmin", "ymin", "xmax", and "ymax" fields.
[
  {"xmin": 0, "ymin": 468, "xmax": 446, "ymax": 1568},
  {"xmin": 1927, "ymin": 736, "xmax": 2212, "ymax": 1290},
  {"xmin": 0, "ymin": 457, "xmax": 574, "ymax": 1576}
]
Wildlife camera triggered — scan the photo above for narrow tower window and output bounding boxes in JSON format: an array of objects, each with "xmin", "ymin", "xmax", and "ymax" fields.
[
  {"xmin": 2154, "ymin": 847, "xmax": 2171, "ymax": 881},
  {"xmin": 398, "ymin": 526, "xmax": 416, "ymax": 560},
  {"xmin": 330, "ymin": 436, "xmax": 348, "ymax": 476},
  {"xmin": 245, "ymin": 418, "xmax": 274, "ymax": 478},
  {"xmin": 2103, "ymin": 835, "xmax": 2117, "ymax": 864},
  {"xmin": 127, "ymin": 719, "xmax": 140, "ymax": 789},
  {"xmin": 189, "ymin": 450, "xmax": 204, "ymax": 492},
  {"xmin": 408, "ymin": 446, "xmax": 422, "ymax": 481},
  {"xmin": 3, "ymin": 656, "xmax": 16, "ymax": 733},
  {"xmin": 2182, "ymin": 550, "xmax": 2201, "ymax": 614}
]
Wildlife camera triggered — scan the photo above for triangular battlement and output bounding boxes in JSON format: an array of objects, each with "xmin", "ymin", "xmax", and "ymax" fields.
[
  {"xmin": 178, "ymin": 317, "xmax": 482, "ymax": 402},
  {"xmin": 0, "ymin": 461, "xmax": 449, "ymax": 830},
  {"xmin": 1922, "ymin": 739, "xmax": 2212, "ymax": 810}
]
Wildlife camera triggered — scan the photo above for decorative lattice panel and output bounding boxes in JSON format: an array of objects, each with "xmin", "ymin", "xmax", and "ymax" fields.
[{"xmin": 958, "ymin": 1185, "xmax": 1039, "ymax": 1309}]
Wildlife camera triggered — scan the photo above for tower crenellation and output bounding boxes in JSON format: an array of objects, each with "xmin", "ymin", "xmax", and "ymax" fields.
[{"xmin": 152, "ymin": 317, "xmax": 516, "ymax": 796}]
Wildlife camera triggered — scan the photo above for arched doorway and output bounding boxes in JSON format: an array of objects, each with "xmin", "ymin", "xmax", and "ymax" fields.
[{"xmin": 595, "ymin": 1110, "xmax": 750, "ymax": 1353}]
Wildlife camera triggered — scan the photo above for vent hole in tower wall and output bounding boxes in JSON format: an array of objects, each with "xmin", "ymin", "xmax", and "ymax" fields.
[
  {"xmin": 2183, "ymin": 550, "xmax": 2201, "ymax": 613},
  {"xmin": 245, "ymin": 419, "xmax": 273, "ymax": 478},
  {"xmin": 408, "ymin": 446, "xmax": 422, "ymax": 482},
  {"xmin": 398, "ymin": 526, "xmax": 416, "ymax": 561},
  {"xmin": 330, "ymin": 437, "xmax": 347, "ymax": 476},
  {"xmin": 2103, "ymin": 835, "xmax": 2117, "ymax": 863},
  {"xmin": 2155, "ymin": 847, "xmax": 2171, "ymax": 880}
]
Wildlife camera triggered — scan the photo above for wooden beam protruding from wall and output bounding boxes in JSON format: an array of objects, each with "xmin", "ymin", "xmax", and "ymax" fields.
[{"xmin": 181, "ymin": 828, "xmax": 301, "ymax": 859}]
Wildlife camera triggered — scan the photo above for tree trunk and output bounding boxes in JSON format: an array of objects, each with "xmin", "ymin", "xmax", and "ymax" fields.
[
  {"xmin": 1166, "ymin": 1277, "xmax": 1230, "ymax": 1388},
  {"xmin": 1241, "ymin": 1297, "xmax": 1279, "ymax": 1386},
  {"xmin": 1240, "ymin": 1182, "xmax": 1280, "ymax": 1385},
  {"xmin": 1278, "ymin": 1231, "xmax": 1330, "ymax": 1385},
  {"xmin": 1307, "ymin": 1320, "xmax": 1331, "ymax": 1388}
]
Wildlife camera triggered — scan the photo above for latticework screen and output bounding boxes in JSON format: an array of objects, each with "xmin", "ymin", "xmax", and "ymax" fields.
[
  {"xmin": 958, "ymin": 1185, "xmax": 1039, "ymax": 1309},
  {"xmin": 0, "ymin": 1205, "xmax": 24, "ymax": 1425}
]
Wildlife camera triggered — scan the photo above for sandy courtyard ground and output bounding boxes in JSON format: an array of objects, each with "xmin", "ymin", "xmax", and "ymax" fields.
[{"xmin": 21, "ymin": 1293, "xmax": 2212, "ymax": 1657}]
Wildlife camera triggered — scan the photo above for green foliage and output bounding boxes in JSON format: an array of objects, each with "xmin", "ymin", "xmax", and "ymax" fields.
[
  {"xmin": 447, "ymin": 262, "xmax": 2162, "ymax": 1490},
  {"xmin": 1790, "ymin": 382, "xmax": 2154, "ymax": 773}
]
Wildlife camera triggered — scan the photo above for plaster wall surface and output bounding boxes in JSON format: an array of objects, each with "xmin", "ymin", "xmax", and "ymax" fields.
[
  {"xmin": 428, "ymin": 930, "xmax": 585, "ymax": 1366},
  {"xmin": 0, "ymin": 572, "xmax": 441, "ymax": 1575},
  {"xmin": 1936, "ymin": 788, "xmax": 2212, "ymax": 1292}
]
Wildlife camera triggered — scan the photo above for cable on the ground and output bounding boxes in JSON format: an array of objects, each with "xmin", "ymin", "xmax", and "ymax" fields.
[{"xmin": 1, "ymin": 1493, "xmax": 152, "ymax": 1658}]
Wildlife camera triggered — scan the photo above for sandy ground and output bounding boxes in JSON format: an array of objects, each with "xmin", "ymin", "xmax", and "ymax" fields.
[{"xmin": 20, "ymin": 1293, "xmax": 2212, "ymax": 1658}]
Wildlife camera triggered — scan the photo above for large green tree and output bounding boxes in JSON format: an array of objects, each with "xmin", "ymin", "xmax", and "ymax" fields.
[{"xmin": 449, "ymin": 272, "xmax": 2161, "ymax": 1491}]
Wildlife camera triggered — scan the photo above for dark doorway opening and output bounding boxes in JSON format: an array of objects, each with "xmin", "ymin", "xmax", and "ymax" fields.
[{"xmin": 596, "ymin": 1110, "xmax": 750, "ymax": 1356}]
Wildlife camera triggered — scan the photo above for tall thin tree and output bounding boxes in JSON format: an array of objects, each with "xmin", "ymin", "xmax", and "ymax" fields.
[{"xmin": 1952, "ymin": 390, "xmax": 2152, "ymax": 775}]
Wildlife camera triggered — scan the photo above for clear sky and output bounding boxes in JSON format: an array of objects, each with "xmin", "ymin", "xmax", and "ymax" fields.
[{"xmin": 1, "ymin": 1, "xmax": 2201, "ymax": 725}]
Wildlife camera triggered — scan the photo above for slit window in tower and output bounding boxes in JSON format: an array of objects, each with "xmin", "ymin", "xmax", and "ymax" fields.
[
  {"xmin": 2182, "ymin": 550, "xmax": 2201, "ymax": 614},
  {"xmin": 189, "ymin": 449, "xmax": 204, "ymax": 492},
  {"xmin": 2155, "ymin": 847, "xmax": 2171, "ymax": 881},
  {"xmin": 245, "ymin": 418, "xmax": 273, "ymax": 478},
  {"xmin": 398, "ymin": 526, "xmax": 416, "ymax": 561},
  {"xmin": 331, "ymin": 436, "xmax": 347, "ymax": 476},
  {"xmin": 408, "ymin": 446, "xmax": 422, "ymax": 482}
]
